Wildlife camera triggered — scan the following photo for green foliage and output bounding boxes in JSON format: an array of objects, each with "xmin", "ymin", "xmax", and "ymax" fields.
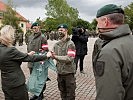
[
  {"xmin": 1, "ymin": 0, "xmax": 19, "ymax": 29},
  {"xmin": 35, "ymin": 17, "xmax": 45, "ymax": 29},
  {"xmin": 90, "ymin": 19, "xmax": 97, "ymax": 31},
  {"xmin": 45, "ymin": 0, "xmax": 79, "ymax": 33},
  {"xmin": 44, "ymin": 17, "xmax": 58, "ymax": 31},
  {"xmin": 124, "ymin": 2, "xmax": 133, "ymax": 30},
  {"xmin": 72, "ymin": 18, "xmax": 91, "ymax": 30},
  {"xmin": 17, "ymin": 27, "xmax": 23, "ymax": 33}
]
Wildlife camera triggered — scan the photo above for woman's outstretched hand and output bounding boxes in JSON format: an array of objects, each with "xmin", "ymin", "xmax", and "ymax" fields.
[{"xmin": 28, "ymin": 51, "xmax": 35, "ymax": 55}]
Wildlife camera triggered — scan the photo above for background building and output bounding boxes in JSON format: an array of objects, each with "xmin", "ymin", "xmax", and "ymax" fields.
[{"xmin": 0, "ymin": 1, "xmax": 31, "ymax": 34}]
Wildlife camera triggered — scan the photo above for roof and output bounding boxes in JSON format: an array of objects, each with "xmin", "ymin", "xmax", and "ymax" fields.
[
  {"xmin": 0, "ymin": 1, "xmax": 28, "ymax": 22},
  {"xmin": 26, "ymin": 22, "xmax": 32, "ymax": 29},
  {"xmin": 0, "ymin": 1, "xmax": 6, "ymax": 11}
]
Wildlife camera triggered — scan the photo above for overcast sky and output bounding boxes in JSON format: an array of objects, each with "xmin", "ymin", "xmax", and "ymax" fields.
[{"xmin": 2, "ymin": 0, "xmax": 133, "ymax": 23}]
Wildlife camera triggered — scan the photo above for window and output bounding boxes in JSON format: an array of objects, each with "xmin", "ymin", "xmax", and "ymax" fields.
[
  {"xmin": 21, "ymin": 23, "xmax": 24, "ymax": 27},
  {"xmin": 0, "ymin": 12, "xmax": 3, "ymax": 17}
]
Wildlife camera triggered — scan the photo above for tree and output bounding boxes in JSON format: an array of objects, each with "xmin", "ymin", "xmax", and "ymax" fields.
[
  {"xmin": 90, "ymin": 19, "xmax": 97, "ymax": 31},
  {"xmin": 44, "ymin": 17, "xmax": 58, "ymax": 31},
  {"xmin": 124, "ymin": 2, "xmax": 133, "ymax": 30},
  {"xmin": 1, "ymin": 0, "xmax": 20, "ymax": 29},
  {"xmin": 73, "ymin": 18, "xmax": 91, "ymax": 29},
  {"xmin": 45, "ymin": 0, "xmax": 79, "ymax": 32}
]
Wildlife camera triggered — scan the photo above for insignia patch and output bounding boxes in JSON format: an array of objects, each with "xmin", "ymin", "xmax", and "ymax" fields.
[
  {"xmin": 94, "ymin": 61, "xmax": 105, "ymax": 76},
  {"xmin": 42, "ymin": 44, "xmax": 48, "ymax": 50}
]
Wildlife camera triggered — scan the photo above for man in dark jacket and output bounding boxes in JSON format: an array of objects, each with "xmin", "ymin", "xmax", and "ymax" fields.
[
  {"xmin": 93, "ymin": 4, "xmax": 133, "ymax": 100},
  {"xmin": 27, "ymin": 22, "xmax": 48, "ymax": 100},
  {"xmin": 72, "ymin": 26, "xmax": 88, "ymax": 73}
]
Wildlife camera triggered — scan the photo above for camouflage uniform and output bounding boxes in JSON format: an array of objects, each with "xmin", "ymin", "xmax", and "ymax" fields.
[
  {"xmin": 25, "ymin": 30, "xmax": 32, "ymax": 45},
  {"xmin": 53, "ymin": 37, "xmax": 76, "ymax": 100},
  {"xmin": 18, "ymin": 32, "xmax": 24, "ymax": 46},
  {"xmin": 13, "ymin": 32, "xmax": 19, "ymax": 46},
  {"xmin": 27, "ymin": 31, "xmax": 48, "ymax": 99},
  {"xmin": 27, "ymin": 32, "xmax": 48, "ymax": 72}
]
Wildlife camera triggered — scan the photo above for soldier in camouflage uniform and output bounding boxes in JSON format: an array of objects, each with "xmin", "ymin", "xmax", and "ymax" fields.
[
  {"xmin": 13, "ymin": 30, "xmax": 19, "ymax": 46},
  {"xmin": 27, "ymin": 22, "xmax": 48, "ymax": 100},
  {"xmin": 51, "ymin": 24, "xmax": 76, "ymax": 100},
  {"xmin": 18, "ymin": 32, "xmax": 24, "ymax": 46},
  {"xmin": 25, "ymin": 29, "xmax": 32, "ymax": 45},
  {"xmin": 93, "ymin": 4, "xmax": 133, "ymax": 100}
]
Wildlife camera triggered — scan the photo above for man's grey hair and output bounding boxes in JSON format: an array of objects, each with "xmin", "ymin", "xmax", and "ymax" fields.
[{"xmin": 107, "ymin": 13, "xmax": 125, "ymax": 25}]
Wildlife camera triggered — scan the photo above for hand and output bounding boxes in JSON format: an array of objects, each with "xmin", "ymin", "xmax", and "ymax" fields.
[
  {"xmin": 28, "ymin": 51, "xmax": 35, "ymax": 55},
  {"xmin": 46, "ymin": 51, "xmax": 52, "ymax": 58},
  {"xmin": 51, "ymin": 51, "xmax": 56, "ymax": 59}
]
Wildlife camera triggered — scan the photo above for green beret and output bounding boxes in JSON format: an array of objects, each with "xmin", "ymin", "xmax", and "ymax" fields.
[
  {"xmin": 96, "ymin": 4, "xmax": 124, "ymax": 18},
  {"xmin": 57, "ymin": 24, "xmax": 68, "ymax": 29},
  {"xmin": 31, "ymin": 22, "xmax": 40, "ymax": 29}
]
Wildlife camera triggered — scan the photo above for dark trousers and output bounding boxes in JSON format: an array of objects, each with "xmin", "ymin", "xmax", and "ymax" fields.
[
  {"xmin": 75, "ymin": 55, "xmax": 85, "ymax": 71},
  {"xmin": 2, "ymin": 84, "xmax": 29, "ymax": 100},
  {"xmin": 57, "ymin": 73, "xmax": 76, "ymax": 100}
]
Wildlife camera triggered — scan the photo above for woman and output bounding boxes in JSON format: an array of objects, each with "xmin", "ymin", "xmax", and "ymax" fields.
[{"xmin": 0, "ymin": 25, "xmax": 51, "ymax": 100}]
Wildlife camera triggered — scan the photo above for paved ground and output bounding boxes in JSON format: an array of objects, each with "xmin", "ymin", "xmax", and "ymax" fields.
[{"xmin": 0, "ymin": 37, "xmax": 97, "ymax": 100}]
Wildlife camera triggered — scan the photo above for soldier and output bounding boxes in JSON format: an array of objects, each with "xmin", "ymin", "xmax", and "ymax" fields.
[
  {"xmin": 49, "ymin": 31, "xmax": 54, "ymax": 40},
  {"xmin": 25, "ymin": 29, "xmax": 32, "ymax": 45},
  {"xmin": 13, "ymin": 31, "xmax": 19, "ymax": 46},
  {"xmin": 50, "ymin": 24, "xmax": 76, "ymax": 100},
  {"xmin": 93, "ymin": 4, "xmax": 133, "ymax": 100},
  {"xmin": 18, "ymin": 32, "xmax": 24, "ymax": 46},
  {"xmin": 27, "ymin": 22, "xmax": 48, "ymax": 100}
]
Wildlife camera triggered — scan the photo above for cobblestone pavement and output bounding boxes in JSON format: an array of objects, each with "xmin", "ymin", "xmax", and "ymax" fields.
[{"xmin": 0, "ymin": 38, "xmax": 97, "ymax": 100}]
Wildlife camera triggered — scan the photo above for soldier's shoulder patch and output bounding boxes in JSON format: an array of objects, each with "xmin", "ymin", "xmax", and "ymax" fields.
[{"xmin": 94, "ymin": 61, "xmax": 105, "ymax": 76}]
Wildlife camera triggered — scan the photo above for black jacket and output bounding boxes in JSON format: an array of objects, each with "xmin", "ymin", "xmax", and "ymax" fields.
[
  {"xmin": 71, "ymin": 33, "xmax": 88, "ymax": 56},
  {"xmin": 0, "ymin": 44, "xmax": 47, "ymax": 88}
]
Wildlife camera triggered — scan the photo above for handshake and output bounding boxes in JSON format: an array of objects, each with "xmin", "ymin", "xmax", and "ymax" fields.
[
  {"xmin": 28, "ymin": 51, "xmax": 56, "ymax": 59},
  {"xmin": 46, "ymin": 51, "xmax": 56, "ymax": 59}
]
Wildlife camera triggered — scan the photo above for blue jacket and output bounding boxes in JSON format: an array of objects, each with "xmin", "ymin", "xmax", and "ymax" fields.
[{"xmin": 26, "ymin": 57, "xmax": 56, "ymax": 96}]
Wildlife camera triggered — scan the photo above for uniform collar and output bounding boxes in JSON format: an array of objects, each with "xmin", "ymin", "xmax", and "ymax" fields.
[
  {"xmin": 32, "ymin": 32, "xmax": 41, "ymax": 38},
  {"xmin": 61, "ymin": 36, "xmax": 70, "ymax": 42},
  {"xmin": 99, "ymin": 24, "xmax": 131, "ymax": 40},
  {"xmin": 57, "ymin": 36, "xmax": 70, "ymax": 46},
  {"xmin": 0, "ymin": 43, "xmax": 7, "ymax": 47}
]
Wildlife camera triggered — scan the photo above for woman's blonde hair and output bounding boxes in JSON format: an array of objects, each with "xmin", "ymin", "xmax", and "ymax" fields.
[{"xmin": 0, "ymin": 25, "xmax": 15, "ymax": 47}]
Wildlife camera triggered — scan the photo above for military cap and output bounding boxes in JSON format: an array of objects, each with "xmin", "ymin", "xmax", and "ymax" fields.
[
  {"xmin": 57, "ymin": 24, "xmax": 68, "ymax": 29},
  {"xmin": 31, "ymin": 22, "xmax": 40, "ymax": 29},
  {"xmin": 96, "ymin": 4, "xmax": 124, "ymax": 18}
]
